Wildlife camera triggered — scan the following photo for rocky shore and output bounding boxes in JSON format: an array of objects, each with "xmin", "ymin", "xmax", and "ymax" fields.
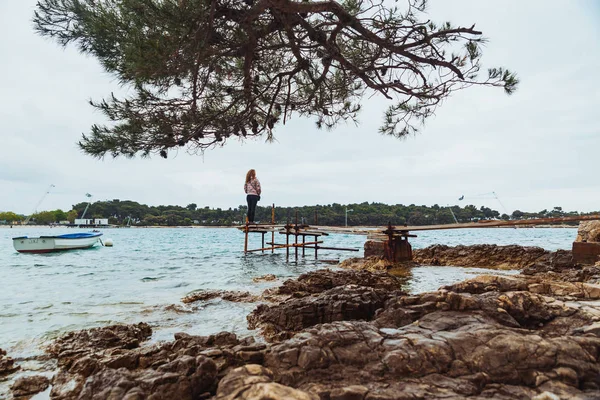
[
  {"xmin": 3, "ymin": 248, "xmax": 599, "ymax": 400},
  {"xmin": 4, "ymin": 223, "xmax": 600, "ymax": 399}
]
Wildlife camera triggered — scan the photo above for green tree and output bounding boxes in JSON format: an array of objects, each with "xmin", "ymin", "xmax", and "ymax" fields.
[
  {"xmin": 54, "ymin": 209, "xmax": 67, "ymax": 221},
  {"xmin": 0, "ymin": 212, "xmax": 24, "ymax": 223},
  {"xmin": 32, "ymin": 211, "xmax": 57, "ymax": 224},
  {"xmin": 34, "ymin": 0, "xmax": 518, "ymax": 159},
  {"xmin": 511, "ymin": 210, "xmax": 524, "ymax": 220},
  {"xmin": 67, "ymin": 209, "xmax": 78, "ymax": 223}
]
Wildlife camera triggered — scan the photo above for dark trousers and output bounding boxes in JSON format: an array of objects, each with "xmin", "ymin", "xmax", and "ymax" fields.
[{"xmin": 246, "ymin": 195, "xmax": 259, "ymax": 222}]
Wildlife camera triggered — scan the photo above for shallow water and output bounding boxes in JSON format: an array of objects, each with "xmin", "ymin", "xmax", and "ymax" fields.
[{"xmin": 0, "ymin": 226, "xmax": 575, "ymax": 360}]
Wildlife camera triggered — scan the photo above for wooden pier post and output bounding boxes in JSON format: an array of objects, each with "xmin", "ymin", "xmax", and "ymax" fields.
[
  {"xmin": 286, "ymin": 225, "xmax": 290, "ymax": 259},
  {"xmin": 244, "ymin": 222, "xmax": 249, "ymax": 253},
  {"xmin": 302, "ymin": 235, "xmax": 305, "ymax": 257},
  {"xmin": 295, "ymin": 211, "xmax": 299, "ymax": 260},
  {"xmin": 271, "ymin": 204, "xmax": 275, "ymax": 253}
]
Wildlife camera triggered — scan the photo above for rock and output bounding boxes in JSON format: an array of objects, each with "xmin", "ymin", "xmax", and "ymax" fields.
[
  {"xmin": 576, "ymin": 221, "xmax": 600, "ymax": 242},
  {"xmin": 443, "ymin": 275, "xmax": 529, "ymax": 294},
  {"xmin": 413, "ymin": 244, "xmax": 550, "ymax": 269},
  {"xmin": 339, "ymin": 256, "xmax": 417, "ymax": 272},
  {"xmin": 256, "ymin": 266, "xmax": 600, "ymax": 398},
  {"xmin": 523, "ymin": 250, "xmax": 578, "ymax": 275},
  {"xmin": 548, "ymin": 249, "xmax": 577, "ymax": 269},
  {"xmin": 329, "ymin": 385, "xmax": 369, "ymax": 400},
  {"xmin": 265, "ymin": 269, "xmax": 404, "ymax": 299},
  {"xmin": 522, "ymin": 265, "xmax": 600, "ymax": 285},
  {"xmin": 253, "ymin": 274, "xmax": 277, "ymax": 282},
  {"xmin": 0, "ymin": 348, "xmax": 19, "ymax": 376},
  {"xmin": 339, "ymin": 256, "xmax": 390, "ymax": 271},
  {"xmin": 76, "ymin": 355, "xmax": 217, "ymax": 400},
  {"xmin": 265, "ymin": 315, "xmax": 600, "ymax": 399},
  {"xmin": 10, "ymin": 375, "xmax": 50, "ymax": 397},
  {"xmin": 443, "ymin": 274, "xmax": 600, "ymax": 300},
  {"xmin": 581, "ymin": 322, "xmax": 600, "ymax": 336},
  {"xmin": 375, "ymin": 288, "xmax": 587, "ymax": 334},
  {"xmin": 216, "ymin": 364, "xmax": 317, "ymax": 400},
  {"xmin": 182, "ymin": 290, "xmax": 259, "ymax": 304},
  {"xmin": 249, "ymin": 285, "xmax": 397, "ymax": 341},
  {"xmin": 364, "ymin": 240, "xmax": 386, "ymax": 258},
  {"xmin": 48, "ymin": 322, "xmax": 152, "ymax": 361},
  {"xmin": 533, "ymin": 281, "xmax": 600, "ymax": 299},
  {"xmin": 47, "ymin": 326, "xmax": 268, "ymax": 399},
  {"xmin": 164, "ymin": 304, "xmax": 195, "ymax": 313}
]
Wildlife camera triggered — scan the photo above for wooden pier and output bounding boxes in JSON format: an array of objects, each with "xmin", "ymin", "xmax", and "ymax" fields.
[
  {"xmin": 239, "ymin": 205, "xmax": 359, "ymax": 260},
  {"xmin": 241, "ymin": 212, "xmax": 600, "ymax": 263}
]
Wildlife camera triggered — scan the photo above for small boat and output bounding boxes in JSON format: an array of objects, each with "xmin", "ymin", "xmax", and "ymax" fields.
[{"xmin": 12, "ymin": 232, "xmax": 103, "ymax": 253}]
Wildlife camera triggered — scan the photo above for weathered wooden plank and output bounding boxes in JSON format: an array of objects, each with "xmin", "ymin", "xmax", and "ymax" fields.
[{"xmin": 246, "ymin": 241, "xmax": 323, "ymax": 253}]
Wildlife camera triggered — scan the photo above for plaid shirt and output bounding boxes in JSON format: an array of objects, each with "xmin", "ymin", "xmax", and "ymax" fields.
[{"xmin": 244, "ymin": 178, "xmax": 261, "ymax": 196}]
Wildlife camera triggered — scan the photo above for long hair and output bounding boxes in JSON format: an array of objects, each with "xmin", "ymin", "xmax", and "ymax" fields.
[{"xmin": 245, "ymin": 169, "xmax": 256, "ymax": 184}]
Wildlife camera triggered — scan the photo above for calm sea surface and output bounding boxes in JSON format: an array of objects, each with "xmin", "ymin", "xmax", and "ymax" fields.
[{"xmin": 0, "ymin": 226, "xmax": 576, "ymax": 361}]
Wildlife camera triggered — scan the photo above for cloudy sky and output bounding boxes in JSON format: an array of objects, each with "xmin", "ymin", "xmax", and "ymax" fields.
[{"xmin": 1, "ymin": 0, "xmax": 598, "ymax": 215}]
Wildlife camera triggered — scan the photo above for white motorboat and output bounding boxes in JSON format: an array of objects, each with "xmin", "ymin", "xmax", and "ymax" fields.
[{"xmin": 12, "ymin": 232, "xmax": 103, "ymax": 253}]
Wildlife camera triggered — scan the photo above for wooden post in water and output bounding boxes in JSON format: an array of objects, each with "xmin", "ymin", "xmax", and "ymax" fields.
[
  {"xmin": 271, "ymin": 204, "xmax": 275, "ymax": 253},
  {"xmin": 244, "ymin": 221, "xmax": 249, "ymax": 253},
  {"xmin": 302, "ymin": 235, "xmax": 306, "ymax": 257},
  {"xmin": 294, "ymin": 210, "xmax": 299, "ymax": 260},
  {"xmin": 285, "ymin": 223, "xmax": 290, "ymax": 259}
]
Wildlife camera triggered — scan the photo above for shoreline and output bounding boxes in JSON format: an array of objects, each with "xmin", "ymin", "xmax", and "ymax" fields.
[{"xmin": 2, "ymin": 244, "xmax": 599, "ymax": 399}]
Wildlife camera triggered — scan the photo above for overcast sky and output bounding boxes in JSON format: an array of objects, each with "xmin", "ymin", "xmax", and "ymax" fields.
[{"xmin": 1, "ymin": 0, "xmax": 599, "ymax": 215}]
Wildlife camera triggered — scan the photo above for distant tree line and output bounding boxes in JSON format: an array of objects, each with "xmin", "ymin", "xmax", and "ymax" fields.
[{"xmin": 1, "ymin": 201, "xmax": 594, "ymax": 227}]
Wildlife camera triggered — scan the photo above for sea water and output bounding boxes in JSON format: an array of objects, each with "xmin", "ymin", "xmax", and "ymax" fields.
[{"xmin": 0, "ymin": 227, "xmax": 576, "ymax": 361}]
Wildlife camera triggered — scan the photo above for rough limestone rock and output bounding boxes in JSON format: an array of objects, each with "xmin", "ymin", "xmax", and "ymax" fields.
[
  {"xmin": 522, "ymin": 262, "xmax": 600, "ymax": 285},
  {"xmin": 10, "ymin": 375, "xmax": 50, "ymax": 398},
  {"xmin": 216, "ymin": 364, "xmax": 317, "ymax": 400},
  {"xmin": 75, "ymin": 355, "xmax": 217, "ymax": 400},
  {"xmin": 47, "ymin": 325, "xmax": 267, "ymax": 400},
  {"xmin": 253, "ymin": 274, "xmax": 277, "ymax": 283},
  {"xmin": 242, "ymin": 267, "xmax": 600, "ymax": 399},
  {"xmin": 249, "ymin": 285, "xmax": 399, "ymax": 341},
  {"xmin": 264, "ymin": 269, "xmax": 404, "ymax": 299},
  {"xmin": 264, "ymin": 311, "xmax": 600, "ymax": 399},
  {"xmin": 339, "ymin": 256, "xmax": 418, "ymax": 272},
  {"xmin": 444, "ymin": 274, "xmax": 600, "ymax": 300},
  {"xmin": 0, "ymin": 348, "xmax": 19, "ymax": 376},
  {"xmin": 522, "ymin": 250, "xmax": 577, "ymax": 274},
  {"xmin": 48, "ymin": 322, "xmax": 152, "ymax": 361},
  {"xmin": 576, "ymin": 220, "xmax": 600, "ymax": 242},
  {"xmin": 364, "ymin": 239, "xmax": 386, "ymax": 258},
  {"xmin": 413, "ymin": 244, "xmax": 551, "ymax": 269},
  {"xmin": 182, "ymin": 290, "xmax": 259, "ymax": 304},
  {"xmin": 339, "ymin": 256, "xmax": 392, "ymax": 271}
]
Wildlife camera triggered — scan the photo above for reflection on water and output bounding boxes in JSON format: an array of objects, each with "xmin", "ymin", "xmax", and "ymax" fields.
[{"xmin": 0, "ymin": 226, "xmax": 575, "ymax": 360}]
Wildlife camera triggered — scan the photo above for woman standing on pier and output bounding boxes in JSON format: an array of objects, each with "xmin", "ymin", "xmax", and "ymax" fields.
[{"xmin": 244, "ymin": 169, "xmax": 261, "ymax": 223}]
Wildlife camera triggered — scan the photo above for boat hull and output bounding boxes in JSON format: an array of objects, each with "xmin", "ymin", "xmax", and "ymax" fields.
[{"xmin": 12, "ymin": 233, "xmax": 102, "ymax": 253}]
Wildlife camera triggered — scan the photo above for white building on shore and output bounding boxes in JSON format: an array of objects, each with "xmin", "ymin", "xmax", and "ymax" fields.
[{"xmin": 74, "ymin": 218, "xmax": 109, "ymax": 226}]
